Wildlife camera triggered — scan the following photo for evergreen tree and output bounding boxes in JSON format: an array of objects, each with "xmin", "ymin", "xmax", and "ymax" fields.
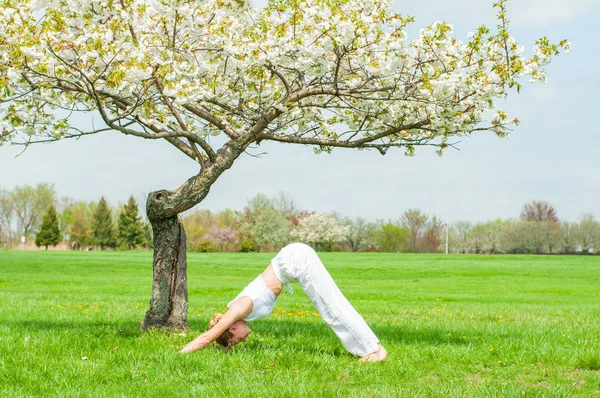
[
  {"xmin": 92, "ymin": 197, "xmax": 116, "ymax": 250},
  {"xmin": 118, "ymin": 196, "xmax": 144, "ymax": 250},
  {"xmin": 35, "ymin": 205, "xmax": 61, "ymax": 249}
]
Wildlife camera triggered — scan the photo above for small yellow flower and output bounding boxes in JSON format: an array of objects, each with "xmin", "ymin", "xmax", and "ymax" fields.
[
  {"xmin": 489, "ymin": 347, "xmax": 495, "ymax": 352},
  {"xmin": 447, "ymin": 333, "xmax": 452, "ymax": 337}
]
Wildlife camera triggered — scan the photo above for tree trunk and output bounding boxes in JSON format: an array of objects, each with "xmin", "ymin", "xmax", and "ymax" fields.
[
  {"xmin": 139, "ymin": 136, "xmax": 256, "ymax": 330},
  {"xmin": 141, "ymin": 215, "xmax": 188, "ymax": 330}
]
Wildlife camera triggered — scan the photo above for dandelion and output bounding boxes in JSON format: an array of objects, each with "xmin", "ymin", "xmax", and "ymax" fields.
[
  {"xmin": 489, "ymin": 347, "xmax": 495, "ymax": 353},
  {"xmin": 447, "ymin": 333, "xmax": 452, "ymax": 337}
]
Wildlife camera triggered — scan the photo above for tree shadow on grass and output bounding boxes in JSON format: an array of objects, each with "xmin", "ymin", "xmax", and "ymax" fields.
[{"xmin": 0, "ymin": 319, "xmax": 143, "ymax": 338}]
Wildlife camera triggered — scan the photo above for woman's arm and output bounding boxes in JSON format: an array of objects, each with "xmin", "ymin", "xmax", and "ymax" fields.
[{"xmin": 180, "ymin": 297, "xmax": 253, "ymax": 353}]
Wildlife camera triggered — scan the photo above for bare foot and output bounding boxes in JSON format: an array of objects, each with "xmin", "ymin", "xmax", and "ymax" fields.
[{"xmin": 359, "ymin": 344, "xmax": 387, "ymax": 362}]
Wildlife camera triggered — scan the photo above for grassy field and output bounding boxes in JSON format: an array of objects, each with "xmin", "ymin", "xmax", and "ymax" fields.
[{"xmin": 0, "ymin": 251, "xmax": 599, "ymax": 397}]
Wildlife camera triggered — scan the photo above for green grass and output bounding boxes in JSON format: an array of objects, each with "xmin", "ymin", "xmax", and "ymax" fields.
[{"xmin": 0, "ymin": 251, "xmax": 599, "ymax": 397}]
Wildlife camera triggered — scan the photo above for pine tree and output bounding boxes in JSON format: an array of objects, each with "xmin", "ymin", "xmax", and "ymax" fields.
[
  {"xmin": 92, "ymin": 197, "xmax": 116, "ymax": 250},
  {"xmin": 118, "ymin": 196, "xmax": 144, "ymax": 250},
  {"xmin": 35, "ymin": 205, "xmax": 61, "ymax": 249}
]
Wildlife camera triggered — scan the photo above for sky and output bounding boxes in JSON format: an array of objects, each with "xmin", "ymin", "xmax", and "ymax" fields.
[{"xmin": 1, "ymin": 0, "xmax": 599, "ymax": 223}]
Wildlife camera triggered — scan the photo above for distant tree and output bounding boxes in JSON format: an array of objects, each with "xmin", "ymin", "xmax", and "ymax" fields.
[
  {"xmin": 184, "ymin": 209, "xmax": 217, "ymax": 252},
  {"xmin": 273, "ymin": 191, "xmax": 299, "ymax": 218},
  {"xmin": 216, "ymin": 209, "xmax": 238, "ymax": 230},
  {"xmin": 576, "ymin": 214, "xmax": 600, "ymax": 253},
  {"xmin": 92, "ymin": 197, "xmax": 117, "ymax": 250},
  {"xmin": 421, "ymin": 216, "xmax": 443, "ymax": 253},
  {"xmin": 142, "ymin": 222, "xmax": 154, "ymax": 250},
  {"xmin": 499, "ymin": 221, "xmax": 524, "ymax": 254},
  {"xmin": 539, "ymin": 221, "xmax": 561, "ymax": 253},
  {"xmin": 241, "ymin": 207, "xmax": 291, "ymax": 251},
  {"xmin": 343, "ymin": 216, "xmax": 376, "ymax": 252},
  {"xmin": 56, "ymin": 196, "xmax": 75, "ymax": 242},
  {"xmin": 483, "ymin": 220, "xmax": 504, "ymax": 254},
  {"xmin": 500, "ymin": 221, "xmax": 548, "ymax": 254},
  {"xmin": 206, "ymin": 226, "xmax": 239, "ymax": 252},
  {"xmin": 520, "ymin": 200, "xmax": 559, "ymax": 223},
  {"xmin": 118, "ymin": 196, "xmax": 144, "ymax": 250},
  {"xmin": 375, "ymin": 222, "xmax": 408, "ymax": 252},
  {"xmin": 0, "ymin": 189, "xmax": 14, "ymax": 247},
  {"xmin": 69, "ymin": 210, "xmax": 91, "ymax": 249},
  {"xmin": 11, "ymin": 183, "xmax": 56, "ymax": 242},
  {"xmin": 559, "ymin": 221, "xmax": 578, "ymax": 254},
  {"xmin": 452, "ymin": 221, "xmax": 472, "ymax": 253},
  {"xmin": 35, "ymin": 205, "xmax": 61, "ymax": 249},
  {"xmin": 469, "ymin": 223, "xmax": 489, "ymax": 254},
  {"xmin": 292, "ymin": 213, "xmax": 349, "ymax": 251},
  {"xmin": 245, "ymin": 193, "xmax": 274, "ymax": 214},
  {"xmin": 401, "ymin": 209, "xmax": 428, "ymax": 252}
]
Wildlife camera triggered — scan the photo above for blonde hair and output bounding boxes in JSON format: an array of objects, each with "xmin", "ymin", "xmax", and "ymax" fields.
[{"xmin": 209, "ymin": 313, "xmax": 233, "ymax": 348}]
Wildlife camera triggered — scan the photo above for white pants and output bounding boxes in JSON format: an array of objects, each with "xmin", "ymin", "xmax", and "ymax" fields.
[{"xmin": 271, "ymin": 243, "xmax": 380, "ymax": 356}]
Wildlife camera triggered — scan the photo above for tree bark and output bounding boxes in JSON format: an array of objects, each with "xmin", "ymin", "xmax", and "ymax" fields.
[{"xmin": 141, "ymin": 214, "xmax": 188, "ymax": 330}]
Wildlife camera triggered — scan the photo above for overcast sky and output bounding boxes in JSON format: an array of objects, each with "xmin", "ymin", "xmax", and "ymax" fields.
[{"xmin": 1, "ymin": 0, "xmax": 598, "ymax": 223}]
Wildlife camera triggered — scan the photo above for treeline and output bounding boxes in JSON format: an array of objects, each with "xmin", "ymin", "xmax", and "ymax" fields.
[
  {"xmin": 185, "ymin": 196, "xmax": 600, "ymax": 254},
  {"xmin": 0, "ymin": 183, "xmax": 151, "ymax": 250},
  {"xmin": 1, "ymin": 184, "xmax": 598, "ymax": 254}
]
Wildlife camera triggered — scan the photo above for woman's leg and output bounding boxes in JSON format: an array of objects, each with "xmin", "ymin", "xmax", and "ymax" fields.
[{"xmin": 286, "ymin": 244, "xmax": 382, "ymax": 357}]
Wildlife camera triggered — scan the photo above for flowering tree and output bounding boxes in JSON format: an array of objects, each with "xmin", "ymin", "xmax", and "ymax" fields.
[
  {"xmin": 0, "ymin": 0, "xmax": 568, "ymax": 329},
  {"xmin": 292, "ymin": 213, "xmax": 349, "ymax": 250},
  {"xmin": 205, "ymin": 225, "xmax": 238, "ymax": 252}
]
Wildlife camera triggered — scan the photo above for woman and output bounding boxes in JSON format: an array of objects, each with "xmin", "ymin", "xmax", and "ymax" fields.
[{"xmin": 180, "ymin": 243, "xmax": 387, "ymax": 362}]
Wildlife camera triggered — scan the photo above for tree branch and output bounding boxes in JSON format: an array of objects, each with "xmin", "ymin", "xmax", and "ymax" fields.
[{"xmin": 182, "ymin": 103, "xmax": 240, "ymax": 140}]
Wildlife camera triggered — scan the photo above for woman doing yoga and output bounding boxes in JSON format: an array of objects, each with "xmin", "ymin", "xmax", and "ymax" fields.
[{"xmin": 180, "ymin": 243, "xmax": 387, "ymax": 362}]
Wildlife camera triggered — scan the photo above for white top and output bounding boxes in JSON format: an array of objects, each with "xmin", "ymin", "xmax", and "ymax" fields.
[{"xmin": 227, "ymin": 275, "xmax": 277, "ymax": 321}]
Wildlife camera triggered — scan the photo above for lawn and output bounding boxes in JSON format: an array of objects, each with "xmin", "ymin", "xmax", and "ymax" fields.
[{"xmin": 0, "ymin": 251, "xmax": 599, "ymax": 397}]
